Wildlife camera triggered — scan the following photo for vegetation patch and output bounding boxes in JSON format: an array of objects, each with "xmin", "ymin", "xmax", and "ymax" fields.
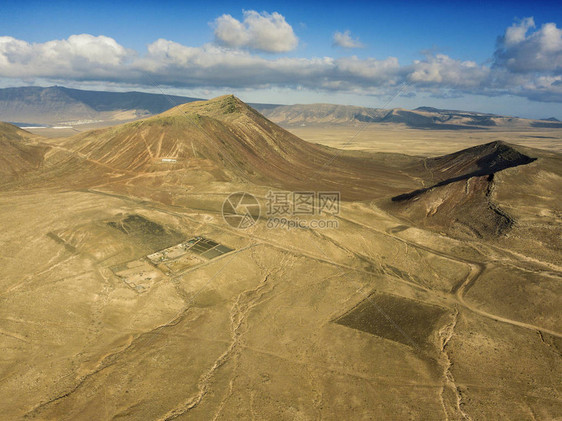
[
  {"xmin": 334, "ymin": 293, "xmax": 448, "ymax": 349},
  {"xmin": 107, "ymin": 214, "xmax": 184, "ymax": 253}
]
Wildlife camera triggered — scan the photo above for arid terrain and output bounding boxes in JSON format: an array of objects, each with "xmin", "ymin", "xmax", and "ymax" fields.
[
  {"xmin": 288, "ymin": 125, "xmax": 562, "ymax": 156},
  {"xmin": 1, "ymin": 96, "xmax": 561, "ymax": 420}
]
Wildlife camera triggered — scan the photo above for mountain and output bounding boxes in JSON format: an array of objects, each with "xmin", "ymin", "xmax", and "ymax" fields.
[
  {"xmin": 32, "ymin": 95, "xmax": 426, "ymax": 200},
  {"xmin": 385, "ymin": 141, "xmax": 561, "ymax": 244},
  {"xmin": 4, "ymin": 95, "xmax": 562, "ymax": 238},
  {"xmin": 15, "ymin": 95, "xmax": 556, "ymax": 243},
  {"xmin": 0, "ymin": 86, "xmax": 202, "ymax": 126},
  {"xmin": 7, "ymin": 95, "xmax": 556, "ymax": 221},
  {"xmin": 252, "ymin": 103, "xmax": 389, "ymax": 125},
  {"xmin": 255, "ymin": 103, "xmax": 562, "ymax": 129},
  {"xmin": 13, "ymin": 95, "xmax": 557, "ymax": 209}
]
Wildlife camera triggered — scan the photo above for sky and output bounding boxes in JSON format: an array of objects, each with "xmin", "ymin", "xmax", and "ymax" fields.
[{"xmin": 1, "ymin": 0, "xmax": 562, "ymax": 119}]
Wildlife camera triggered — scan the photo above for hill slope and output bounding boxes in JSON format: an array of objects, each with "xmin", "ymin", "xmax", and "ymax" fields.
[{"xmin": 0, "ymin": 122, "xmax": 49, "ymax": 181}]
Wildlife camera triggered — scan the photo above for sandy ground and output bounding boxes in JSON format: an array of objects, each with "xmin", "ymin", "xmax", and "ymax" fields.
[
  {"xmin": 1, "ymin": 113, "xmax": 561, "ymax": 419},
  {"xmin": 1, "ymin": 180, "xmax": 560, "ymax": 420},
  {"xmin": 286, "ymin": 124, "xmax": 562, "ymax": 156}
]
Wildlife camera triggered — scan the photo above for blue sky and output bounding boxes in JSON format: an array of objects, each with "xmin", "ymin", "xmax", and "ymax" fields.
[{"xmin": 1, "ymin": 0, "xmax": 562, "ymax": 118}]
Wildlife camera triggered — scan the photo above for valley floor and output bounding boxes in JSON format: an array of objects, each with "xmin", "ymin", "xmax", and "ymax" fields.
[
  {"xmin": 287, "ymin": 124, "xmax": 562, "ymax": 156},
  {"xmin": 1, "ymin": 180, "xmax": 560, "ymax": 420}
]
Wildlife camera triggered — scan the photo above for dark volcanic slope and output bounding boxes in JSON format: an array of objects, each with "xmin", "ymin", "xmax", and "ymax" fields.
[
  {"xmin": 393, "ymin": 141, "xmax": 536, "ymax": 200},
  {"xmin": 386, "ymin": 141, "xmax": 542, "ymax": 238},
  {"xmin": 44, "ymin": 95, "xmax": 425, "ymax": 200}
]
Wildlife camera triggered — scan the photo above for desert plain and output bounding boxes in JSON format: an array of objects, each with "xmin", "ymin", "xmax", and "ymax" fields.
[{"xmin": 0, "ymin": 96, "xmax": 560, "ymax": 420}]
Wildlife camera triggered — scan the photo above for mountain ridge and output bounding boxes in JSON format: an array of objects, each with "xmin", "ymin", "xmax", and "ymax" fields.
[
  {"xmin": 3, "ymin": 86, "xmax": 562, "ymax": 130},
  {"xmin": 256, "ymin": 103, "xmax": 562, "ymax": 129},
  {"xmin": 0, "ymin": 86, "xmax": 202, "ymax": 125},
  {"xmin": 383, "ymin": 140, "xmax": 562, "ymax": 240}
]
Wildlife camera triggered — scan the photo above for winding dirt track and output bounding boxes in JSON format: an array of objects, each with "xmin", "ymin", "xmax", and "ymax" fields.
[
  {"xmin": 19, "ymin": 187, "xmax": 561, "ymax": 420},
  {"xmin": 84, "ymin": 187, "xmax": 562, "ymax": 339},
  {"xmin": 454, "ymin": 264, "xmax": 562, "ymax": 339},
  {"xmin": 337, "ymin": 213, "xmax": 562, "ymax": 339}
]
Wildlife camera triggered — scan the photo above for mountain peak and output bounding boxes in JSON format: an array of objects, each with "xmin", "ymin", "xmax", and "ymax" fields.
[
  {"xmin": 211, "ymin": 94, "xmax": 237, "ymax": 101},
  {"xmin": 161, "ymin": 94, "xmax": 252, "ymax": 120}
]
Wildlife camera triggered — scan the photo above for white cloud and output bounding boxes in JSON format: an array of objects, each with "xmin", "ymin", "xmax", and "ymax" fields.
[
  {"xmin": 213, "ymin": 10, "xmax": 298, "ymax": 53},
  {"xmin": 409, "ymin": 54, "xmax": 490, "ymax": 88},
  {"xmin": 0, "ymin": 34, "xmax": 135, "ymax": 79},
  {"xmin": 333, "ymin": 30, "xmax": 364, "ymax": 49},
  {"xmin": 2, "ymin": 16, "xmax": 562, "ymax": 104},
  {"xmin": 504, "ymin": 17, "xmax": 535, "ymax": 46},
  {"xmin": 494, "ymin": 17, "xmax": 562, "ymax": 73},
  {"xmin": 335, "ymin": 56, "xmax": 400, "ymax": 87},
  {"xmin": 135, "ymin": 39, "xmax": 400, "ymax": 91}
]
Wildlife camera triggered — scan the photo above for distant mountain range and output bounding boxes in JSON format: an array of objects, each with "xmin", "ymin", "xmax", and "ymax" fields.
[
  {"xmin": 2, "ymin": 86, "xmax": 562, "ymax": 130},
  {"xmin": 0, "ymin": 86, "xmax": 202, "ymax": 126},
  {"xmin": 254, "ymin": 103, "xmax": 562, "ymax": 130}
]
